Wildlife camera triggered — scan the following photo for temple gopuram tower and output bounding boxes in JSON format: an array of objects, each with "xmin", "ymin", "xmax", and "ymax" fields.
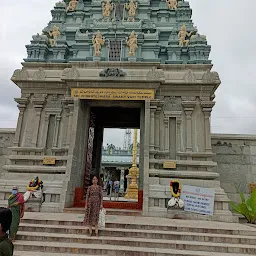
[{"xmin": 2, "ymin": 0, "xmax": 236, "ymax": 221}]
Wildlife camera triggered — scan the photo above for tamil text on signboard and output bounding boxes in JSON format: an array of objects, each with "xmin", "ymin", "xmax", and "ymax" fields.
[
  {"xmin": 71, "ymin": 88, "xmax": 155, "ymax": 101},
  {"xmin": 163, "ymin": 161, "xmax": 176, "ymax": 169},
  {"xmin": 43, "ymin": 157, "xmax": 56, "ymax": 165},
  {"xmin": 180, "ymin": 185, "xmax": 215, "ymax": 216}
]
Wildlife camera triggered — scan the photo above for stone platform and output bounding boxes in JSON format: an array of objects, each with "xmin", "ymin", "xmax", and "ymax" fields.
[{"xmin": 13, "ymin": 212, "xmax": 256, "ymax": 256}]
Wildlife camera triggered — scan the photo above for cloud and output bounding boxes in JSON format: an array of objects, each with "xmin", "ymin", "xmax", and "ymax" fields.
[{"xmin": 0, "ymin": 0, "xmax": 255, "ymax": 146}]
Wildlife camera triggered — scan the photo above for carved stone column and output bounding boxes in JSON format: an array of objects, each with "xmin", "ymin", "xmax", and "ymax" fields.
[
  {"xmin": 150, "ymin": 105, "xmax": 157, "ymax": 151},
  {"xmin": 62, "ymin": 97, "xmax": 74, "ymax": 147},
  {"xmin": 182, "ymin": 99, "xmax": 196, "ymax": 152},
  {"xmin": 41, "ymin": 114, "xmax": 50, "ymax": 148},
  {"xmin": 154, "ymin": 106, "xmax": 161, "ymax": 151},
  {"xmin": 66, "ymin": 103, "xmax": 74, "ymax": 147},
  {"xmin": 176, "ymin": 117, "xmax": 182, "ymax": 159},
  {"xmin": 53, "ymin": 115, "xmax": 61, "ymax": 148},
  {"xmin": 201, "ymin": 101, "xmax": 215, "ymax": 152},
  {"xmin": 31, "ymin": 96, "xmax": 46, "ymax": 147},
  {"xmin": 164, "ymin": 117, "xmax": 169, "ymax": 152},
  {"xmin": 13, "ymin": 98, "xmax": 29, "ymax": 147}
]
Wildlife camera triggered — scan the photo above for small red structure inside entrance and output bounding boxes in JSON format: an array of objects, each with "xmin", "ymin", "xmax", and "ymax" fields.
[{"xmin": 74, "ymin": 187, "xmax": 143, "ymax": 210}]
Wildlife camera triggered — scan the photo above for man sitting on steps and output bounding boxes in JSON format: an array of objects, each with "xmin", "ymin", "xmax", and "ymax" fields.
[{"xmin": 0, "ymin": 207, "xmax": 13, "ymax": 256}]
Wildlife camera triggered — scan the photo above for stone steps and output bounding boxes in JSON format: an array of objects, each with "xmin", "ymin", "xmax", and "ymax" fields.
[
  {"xmin": 15, "ymin": 253, "xmax": 104, "ymax": 256},
  {"xmin": 13, "ymin": 213, "xmax": 256, "ymax": 256},
  {"xmin": 15, "ymin": 231, "xmax": 256, "ymax": 254},
  {"xmin": 13, "ymin": 241, "xmax": 254, "ymax": 256},
  {"xmin": 18, "ymin": 224, "xmax": 256, "ymax": 245},
  {"xmin": 20, "ymin": 219, "xmax": 256, "ymax": 236}
]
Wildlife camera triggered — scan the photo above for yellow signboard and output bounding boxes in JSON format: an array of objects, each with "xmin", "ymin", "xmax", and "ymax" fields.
[
  {"xmin": 43, "ymin": 157, "xmax": 56, "ymax": 165},
  {"xmin": 71, "ymin": 88, "xmax": 155, "ymax": 101},
  {"xmin": 163, "ymin": 161, "xmax": 176, "ymax": 169}
]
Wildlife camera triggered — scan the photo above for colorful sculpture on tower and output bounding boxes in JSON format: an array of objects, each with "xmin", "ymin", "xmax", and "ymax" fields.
[
  {"xmin": 92, "ymin": 31, "xmax": 105, "ymax": 57},
  {"xmin": 178, "ymin": 24, "xmax": 195, "ymax": 47},
  {"xmin": 125, "ymin": 0, "xmax": 138, "ymax": 22},
  {"xmin": 67, "ymin": 0, "xmax": 78, "ymax": 12},
  {"xmin": 126, "ymin": 31, "xmax": 138, "ymax": 56},
  {"xmin": 166, "ymin": 0, "xmax": 177, "ymax": 10},
  {"xmin": 102, "ymin": 0, "xmax": 114, "ymax": 17},
  {"xmin": 48, "ymin": 25, "xmax": 61, "ymax": 47}
]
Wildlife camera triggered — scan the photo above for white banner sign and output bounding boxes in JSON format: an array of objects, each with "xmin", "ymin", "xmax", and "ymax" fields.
[{"xmin": 180, "ymin": 185, "xmax": 215, "ymax": 216}]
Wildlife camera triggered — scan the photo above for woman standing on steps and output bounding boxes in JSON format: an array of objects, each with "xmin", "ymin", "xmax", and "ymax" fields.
[
  {"xmin": 84, "ymin": 176, "xmax": 103, "ymax": 237},
  {"xmin": 8, "ymin": 186, "xmax": 25, "ymax": 242}
]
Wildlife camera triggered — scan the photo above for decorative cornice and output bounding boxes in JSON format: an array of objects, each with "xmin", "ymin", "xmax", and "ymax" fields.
[
  {"xmin": 33, "ymin": 68, "xmax": 46, "ymax": 80},
  {"xmin": 99, "ymin": 68, "xmax": 126, "ymax": 77},
  {"xmin": 12, "ymin": 68, "xmax": 29, "ymax": 81}
]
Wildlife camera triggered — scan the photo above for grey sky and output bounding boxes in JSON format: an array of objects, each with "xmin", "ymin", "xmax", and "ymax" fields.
[{"xmin": 0, "ymin": 0, "xmax": 256, "ymax": 147}]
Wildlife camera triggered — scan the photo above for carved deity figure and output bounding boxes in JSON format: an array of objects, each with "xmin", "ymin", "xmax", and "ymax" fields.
[
  {"xmin": 67, "ymin": 0, "xmax": 78, "ymax": 12},
  {"xmin": 178, "ymin": 24, "xmax": 194, "ymax": 46},
  {"xmin": 166, "ymin": 0, "xmax": 177, "ymax": 9},
  {"xmin": 92, "ymin": 31, "xmax": 105, "ymax": 56},
  {"xmin": 48, "ymin": 25, "xmax": 61, "ymax": 47},
  {"xmin": 125, "ymin": 0, "xmax": 138, "ymax": 22},
  {"xmin": 102, "ymin": 0, "xmax": 114, "ymax": 17},
  {"xmin": 126, "ymin": 31, "xmax": 138, "ymax": 56}
]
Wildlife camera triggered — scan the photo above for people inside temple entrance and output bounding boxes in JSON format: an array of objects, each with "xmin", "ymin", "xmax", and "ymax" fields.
[
  {"xmin": 0, "ymin": 207, "xmax": 13, "ymax": 256},
  {"xmin": 84, "ymin": 176, "xmax": 103, "ymax": 237},
  {"xmin": 114, "ymin": 181, "xmax": 120, "ymax": 201},
  {"xmin": 98, "ymin": 173, "xmax": 104, "ymax": 188},
  {"xmin": 8, "ymin": 186, "xmax": 24, "ymax": 242},
  {"xmin": 107, "ymin": 179, "xmax": 113, "ymax": 196}
]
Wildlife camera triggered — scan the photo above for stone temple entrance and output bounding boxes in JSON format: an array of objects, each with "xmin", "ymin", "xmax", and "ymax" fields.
[
  {"xmin": 73, "ymin": 101, "xmax": 144, "ymax": 209},
  {"xmin": 1, "ymin": 0, "xmax": 239, "ymax": 222}
]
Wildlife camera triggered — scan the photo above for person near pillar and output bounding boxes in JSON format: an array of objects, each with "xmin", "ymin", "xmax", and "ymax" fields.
[
  {"xmin": 83, "ymin": 176, "xmax": 103, "ymax": 237},
  {"xmin": 0, "ymin": 207, "xmax": 13, "ymax": 256},
  {"xmin": 8, "ymin": 186, "xmax": 25, "ymax": 242}
]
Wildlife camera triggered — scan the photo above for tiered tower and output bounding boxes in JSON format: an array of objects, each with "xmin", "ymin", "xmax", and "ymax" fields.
[
  {"xmin": 123, "ymin": 129, "xmax": 132, "ymax": 151},
  {"xmin": 24, "ymin": 0, "xmax": 210, "ymax": 64},
  {"xmin": 0, "ymin": 0, "xmax": 237, "ymax": 222}
]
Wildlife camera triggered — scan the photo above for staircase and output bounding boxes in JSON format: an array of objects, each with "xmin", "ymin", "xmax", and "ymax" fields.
[{"xmin": 14, "ymin": 212, "xmax": 256, "ymax": 256}]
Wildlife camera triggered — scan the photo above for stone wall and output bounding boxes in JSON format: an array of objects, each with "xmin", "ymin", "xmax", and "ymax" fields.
[
  {"xmin": 0, "ymin": 129, "xmax": 15, "ymax": 178},
  {"xmin": 212, "ymin": 134, "xmax": 256, "ymax": 204},
  {"xmin": 1, "ymin": 129, "xmax": 256, "ymax": 208}
]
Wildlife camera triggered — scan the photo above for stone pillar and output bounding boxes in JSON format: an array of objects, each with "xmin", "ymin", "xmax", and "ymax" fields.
[
  {"xmin": 185, "ymin": 110, "xmax": 192, "ymax": 152},
  {"xmin": 41, "ymin": 114, "xmax": 50, "ymax": 148},
  {"xmin": 176, "ymin": 117, "xmax": 182, "ymax": 159},
  {"xmin": 201, "ymin": 101, "xmax": 215, "ymax": 152},
  {"xmin": 164, "ymin": 117, "xmax": 169, "ymax": 153},
  {"xmin": 95, "ymin": 125, "xmax": 104, "ymax": 175},
  {"xmin": 53, "ymin": 115, "xmax": 61, "ymax": 148},
  {"xmin": 143, "ymin": 100, "xmax": 150, "ymax": 213},
  {"xmin": 66, "ymin": 103, "xmax": 74, "ymax": 147},
  {"xmin": 61, "ymin": 97, "xmax": 74, "ymax": 147},
  {"xmin": 31, "ymin": 107, "xmax": 43, "ymax": 147},
  {"xmin": 31, "ymin": 96, "xmax": 46, "ymax": 147},
  {"xmin": 182, "ymin": 100, "xmax": 196, "ymax": 152},
  {"xmin": 119, "ymin": 168, "xmax": 125, "ymax": 194},
  {"xmin": 150, "ymin": 106, "xmax": 157, "ymax": 151},
  {"xmin": 154, "ymin": 107, "xmax": 161, "ymax": 151},
  {"xmin": 13, "ymin": 98, "xmax": 29, "ymax": 147}
]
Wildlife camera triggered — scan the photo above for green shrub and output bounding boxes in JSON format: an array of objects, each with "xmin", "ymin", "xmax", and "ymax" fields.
[{"xmin": 229, "ymin": 186, "xmax": 256, "ymax": 224}]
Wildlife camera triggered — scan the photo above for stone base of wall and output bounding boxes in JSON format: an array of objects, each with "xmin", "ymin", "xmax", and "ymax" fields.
[{"xmin": 148, "ymin": 176, "xmax": 238, "ymax": 223}]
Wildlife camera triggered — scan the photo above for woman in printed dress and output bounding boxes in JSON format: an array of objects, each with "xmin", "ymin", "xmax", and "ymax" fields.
[
  {"xmin": 84, "ymin": 176, "xmax": 103, "ymax": 236},
  {"xmin": 8, "ymin": 186, "xmax": 25, "ymax": 242}
]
